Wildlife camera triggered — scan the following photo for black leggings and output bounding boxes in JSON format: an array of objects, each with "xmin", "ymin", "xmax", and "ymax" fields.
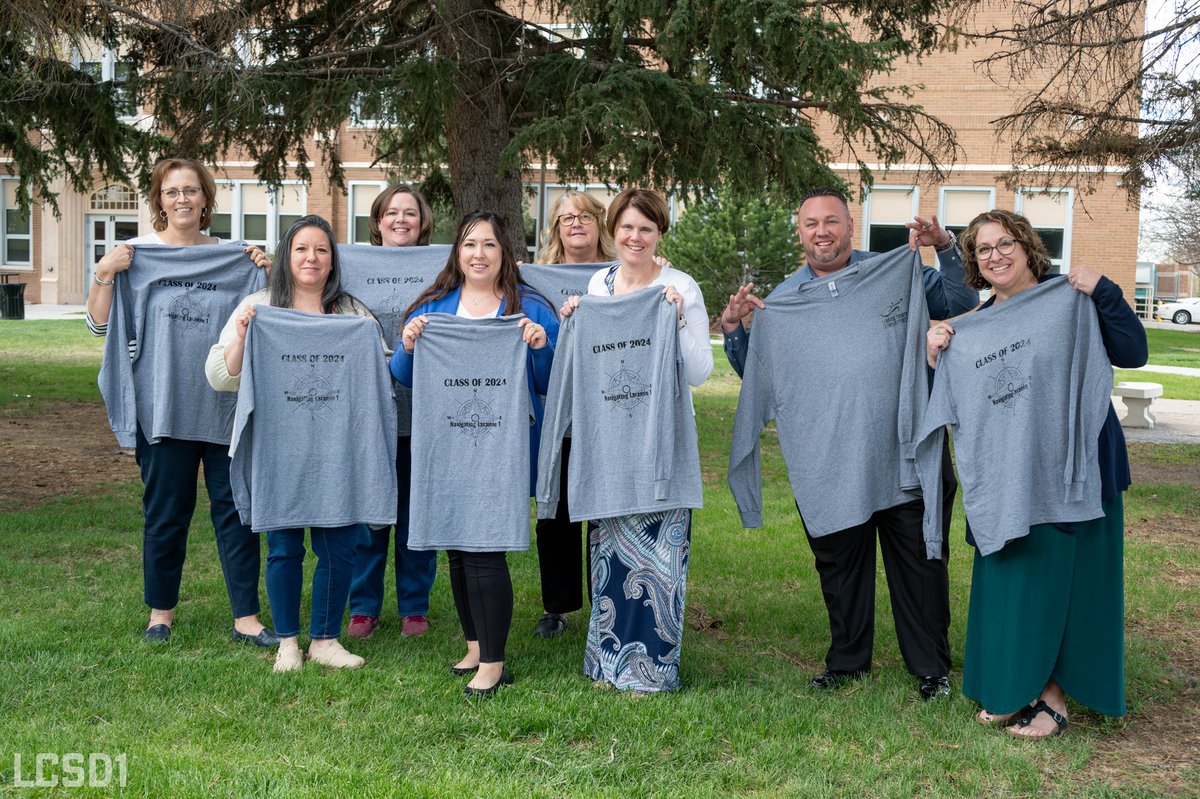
[{"xmin": 447, "ymin": 550, "xmax": 512, "ymax": 663}]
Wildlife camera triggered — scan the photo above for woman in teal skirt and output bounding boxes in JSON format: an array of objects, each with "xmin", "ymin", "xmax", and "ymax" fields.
[{"xmin": 927, "ymin": 209, "xmax": 1147, "ymax": 738}]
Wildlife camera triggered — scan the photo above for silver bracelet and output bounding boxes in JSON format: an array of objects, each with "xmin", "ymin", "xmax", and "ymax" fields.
[{"xmin": 94, "ymin": 274, "xmax": 114, "ymax": 286}]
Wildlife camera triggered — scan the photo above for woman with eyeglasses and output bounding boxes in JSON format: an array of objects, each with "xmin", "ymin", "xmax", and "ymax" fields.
[
  {"xmin": 523, "ymin": 192, "xmax": 617, "ymax": 640},
  {"xmin": 86, "ymin": 157, "xmax": 275, "ymax": 646},
  {"xmin": 926, "ymin": 209, "xmax": 1147, "ymax": 738}
]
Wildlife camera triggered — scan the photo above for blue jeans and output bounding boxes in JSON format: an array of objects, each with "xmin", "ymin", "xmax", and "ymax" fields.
[
  {"xmin": 347, "ymin": 438, "xmax": 436, "ymax": 617},
  {"xmin": 136, "ymin": 427, "xmax": 262, "ymax": 618},
  {"xmin": 266, "ymin": 525, "xmax": 361, "ymax": 639}
]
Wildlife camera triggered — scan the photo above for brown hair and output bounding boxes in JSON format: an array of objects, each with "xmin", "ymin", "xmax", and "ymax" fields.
[
  {"xmin": 270, "ymin": 215, "xmax": 350, "ymax": 314},
  {"xmin": 147, "ymin": 158, "xmax": 218, "ymax": 233},
  {"xmin": 535, "ymin": 190, "xmax": 617, "ymax": 264},
  {"xmin": 405, "ymin": 211, "xmax": 551, "ymax": 319},
  {"xmin": 606, "ymin": 187, "xmax": 670, "ymax": 238},
  {"xmin": 368, "ymin": 183, "xmax": 433, "ymax": 246},
  {"xmin": 959, "ymin": 209, "xmax": 1053, "ymax": 291}
]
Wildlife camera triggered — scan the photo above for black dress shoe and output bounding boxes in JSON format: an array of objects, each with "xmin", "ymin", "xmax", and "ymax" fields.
[
  {"xmin": 231, "ymin": 627, "xmax": 281, "ymax": 648},
  {"xmin": 918, "ymin": 675, "xmax": 951, "ymax": 700},
  {"xmin": 532, "ymin": 612, "xmax": 568, "ymax": 639},
  {"xmin": 143, "ymin": 624, "xmax": 172, "ymax": 642},
  {"xmin": 464, "ymin": 668, "xmax": 513, "ymax": 697},
  {"xmin": 450, "ymin": 663, "xmax": 479, "ymax": 676},
  {"xmin": 808, "ymin": 669, "xmax": 867, "ymax": 689}
]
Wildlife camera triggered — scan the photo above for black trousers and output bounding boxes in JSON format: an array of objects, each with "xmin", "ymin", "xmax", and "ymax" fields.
[
  {"xmin": 804, "ymin": 441, "xmax": 955, "ymax": 677},
  {"xmin": 447, "ymin": 550, "xmax": 512, "ymax": 663},
  {"xmin": 535, "ymin": 437, "xmax": 588, "ymax": 614}
]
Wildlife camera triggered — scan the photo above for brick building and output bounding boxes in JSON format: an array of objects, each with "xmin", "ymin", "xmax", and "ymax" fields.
[{"xmin": 1, "ymin": 3, "xmax": 1142, "ymax": 308}]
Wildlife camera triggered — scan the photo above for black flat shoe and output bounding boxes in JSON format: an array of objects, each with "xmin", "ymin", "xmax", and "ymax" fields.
[
  {"xmin": 143, "ymin": 623, "xmax": 172, "ymax": 642},
  {"xmin": 918, "ymin": 675, "xmax": 951, "ymax": 700},
  {"xmin": 464, "ymin": 668, "xmax": 513, "ymax": 697},
  {"xmin": 231, "ymin": 627, "xmax": 281, "ymax": 648},
  {"xmin": 808, "ymin": 669, "xmax": 867, "ymax": 690},
  {"xmin": 450, "ymin": 664, "xmax": 479, "ymax": 676},
  {"xmin": 532, "ymin": 612, "xmax": 568, "ymax": 639}
]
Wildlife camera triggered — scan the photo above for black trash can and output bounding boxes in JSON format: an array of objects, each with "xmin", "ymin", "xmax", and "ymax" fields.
[{"xmin": 0, "ymin": 282, "xmax": 26, "ymax": 319}]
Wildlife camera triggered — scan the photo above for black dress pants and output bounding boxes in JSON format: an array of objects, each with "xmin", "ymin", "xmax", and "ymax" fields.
[
  {"xmin": 534, "ymin": 437, "xmax": 588, "ymax": 614},
  {"xmin": 804, "ymin": 440, "xmax": 956, "ymax": 677},
  {"xmin": 447, "ymin": 550, "xmax": 512, "ymax": 663}
]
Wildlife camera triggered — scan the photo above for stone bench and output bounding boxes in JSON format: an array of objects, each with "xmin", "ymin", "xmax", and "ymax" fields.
[{"xmin": 1112, "ymin": 381, "xmax": 1163, "ymax": 429}]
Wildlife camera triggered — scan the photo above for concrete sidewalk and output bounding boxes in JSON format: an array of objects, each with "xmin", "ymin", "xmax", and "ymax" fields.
[{"xmin": 17, "ymin": 304, "xmax": 87, "ymax": 321}]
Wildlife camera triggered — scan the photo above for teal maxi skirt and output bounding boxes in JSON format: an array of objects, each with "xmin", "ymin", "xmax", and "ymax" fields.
[{"xmin": 962, "ymin": 495, "xmax": 1126, "ymax": 717}]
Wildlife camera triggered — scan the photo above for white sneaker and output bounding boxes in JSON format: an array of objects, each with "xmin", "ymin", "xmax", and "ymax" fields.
[
  {"xmin": 308, "ymin": 639, "xmax": 364, "ymax": 670},
  {"xmin": 273, "ymin": 642, "xmax": 304, "ymax": 673}
]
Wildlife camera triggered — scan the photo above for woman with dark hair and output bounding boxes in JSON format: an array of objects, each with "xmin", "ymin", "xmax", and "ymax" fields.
[
  {"xmin": 87, "ymin": 157, "xmax": 274, "ymax": 645},
  {"xmin": 207, "ymin": 215, "xmax": 380, "ymax": 672},
  {"xmin": 926, "ymin": 209, "xmax": 1147, "ymax": 737},
  {"xmin": 347, "ymin": 184, "xmax": 438, "ymax": 641},
  {"xmin": 391, "ymin": 210, "xmax": 558, "ymax": 695},
  {"xmin": 559, "ymin": 187, "xmax": 713, "ymax": 693}
]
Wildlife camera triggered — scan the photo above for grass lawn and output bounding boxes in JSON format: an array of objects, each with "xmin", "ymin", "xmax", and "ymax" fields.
[
  {"xmin": 1, "ymin": 323, "xmax": 1197, "ymax": 797},
  {"xmin": 1144, "ymin": 328, "xmax": 1200, "ymax": 369}
]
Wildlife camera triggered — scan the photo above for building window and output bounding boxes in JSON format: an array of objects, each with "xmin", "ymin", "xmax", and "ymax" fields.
[
  {"xmin": 863, "ymin": 186, "xmax": 918, "ymax": 253},
  {"xmin": 89, "ymin": 185, "xmax": 140, "ymax": 212},
  {"xmin": 74, "ymin": 44, "xmax": 138, "ymax": 119},
  {"xmin": 1, "ymin": 178, "xmax": 32, "ymax": 265},
  {"xmin": 349, "ymin": 182, "xmax": 388, "ymax": 243},
  {"xmin": 209, "ymin": 181, "xmax": 307, "ymax": 248},
  {"xmin": 937, "ymin": 187, "xmax": 995, "ymax": 238},
  {"xmin": 1016, "ymin": 188, "xmax": 1073, "ymax": 272}
]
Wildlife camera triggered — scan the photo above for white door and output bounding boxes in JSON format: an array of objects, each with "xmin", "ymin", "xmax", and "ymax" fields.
[{"xmin": 85, "ymin": 214, "xmax": 139, "ymax": 299}]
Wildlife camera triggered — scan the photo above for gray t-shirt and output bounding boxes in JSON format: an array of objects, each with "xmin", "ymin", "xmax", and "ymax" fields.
[
  {"xmin": 228, "ymin": 305, "xmax": 397, "ymax": 531},
  {"xmin": 727, "ymin": 248, "xmax": 938, "ymax": 549},
  {"xmin": 537, "ymin": 287, "xmax": 702, "ymax": 521},
  {"xmin": 518, "ymin": 261, "xmax": 608, "ymax": 305},
  {"xmin": 409, "ymin": 314, "xmax": 533, "ymax": 552},
  {"xmin": 98, "ymin": 243, "xmax": 265, "ymax": 447},
  {"xmin": 916, "ymin": 277, "xmax": 1112, "ymax": 556},
  {"xmin": 338, "ymin": 243, "xmax": 450, "ymax": 436}
]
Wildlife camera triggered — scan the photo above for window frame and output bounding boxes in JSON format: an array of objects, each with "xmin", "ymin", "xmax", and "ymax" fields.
[
  {"xmin": 71, "ymin": 45, "xmax": 139, "ymax": 121},
  {"xmin": 1, "ymin": 177, "xmax": 33, "ymax": 267},
  {"xmin": 347, "ymin": 180, "xmax": 389, "ymax": 244},
  {"xmin": 209, "ymin": 180, "xmax": 308, "ymax": 249},
  {"xmin": 861, "ymin": 185, "xmax": 919, "ymax": 253},
  {"xmin": 936, "ymin": 186, "xmax": 996, "ymax": 235},
  {"xmin": 1015, "ymin": 186, "xmax": 1074, "ymax": 273}
]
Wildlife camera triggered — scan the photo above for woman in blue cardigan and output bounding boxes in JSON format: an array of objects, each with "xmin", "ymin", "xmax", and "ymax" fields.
[{"xmin": 390, "ymin": 210, "xmax": 558, "ymax": 696}]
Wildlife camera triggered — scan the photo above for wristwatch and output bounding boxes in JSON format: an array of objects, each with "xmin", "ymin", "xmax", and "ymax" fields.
[{"xmin": 935, "ymin": 230, "xmax": 957, "ymax": 254}]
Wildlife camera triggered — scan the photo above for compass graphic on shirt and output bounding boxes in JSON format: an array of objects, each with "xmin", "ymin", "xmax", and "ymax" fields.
[
  {"xmin": 447, "ymin": 389, "xmax": 502, "ymax": 446},
  {"xmin": 376, "ymin": 289, "xmax": 407, "ymax": 345},
  {"xmin": 166, "ymin": 289, "xmax": 212, "ymax": 332},
  {"xmin": 600, "ymin": 360, "xmax": 652, "ymax": 417},
  {"xmin": 987, "ymin": 360, "xmax": 1031, "ymax": 409},
  {"xmin": 284, "ymin": 365, "xmax": 341, "ymax": 419}
]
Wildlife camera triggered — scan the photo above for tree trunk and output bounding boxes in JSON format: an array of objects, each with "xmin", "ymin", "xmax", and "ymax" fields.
[{"xmin": 439, "ymin": 0, "xmax": 528, "ymax": 257}]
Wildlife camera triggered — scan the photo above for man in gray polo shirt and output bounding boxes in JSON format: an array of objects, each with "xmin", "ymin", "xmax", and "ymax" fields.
[{"xmin": 721, "ymin": 186, "xmax": 978, "ymax": 700}]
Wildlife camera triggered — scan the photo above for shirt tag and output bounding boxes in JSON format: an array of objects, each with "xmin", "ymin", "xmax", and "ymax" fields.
[{"xmin": 828, "ymin": 281, "xmax": 839, "ymax": 298}]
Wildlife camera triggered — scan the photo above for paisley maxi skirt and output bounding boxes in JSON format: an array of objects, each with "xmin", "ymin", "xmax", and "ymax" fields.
[{"xmin": 584, "ymin": 509, "xmax": 691, "ymax": 693}]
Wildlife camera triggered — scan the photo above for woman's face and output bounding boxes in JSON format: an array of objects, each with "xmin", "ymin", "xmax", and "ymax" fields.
[
  {"xmin": 456, "ymin": 220, "xmax": 502, "ymax": 289},
  {"xmin": 289, "ymin": 226, "xmax": 334, "ymax": 292},
  {"xmin": 159, "ymin": 168, "xmax": 208, "ymax": 232},
  {"xmin": 613, "ymin": 206, "xmax": 660, "ymax": 269},
  {"xmin": 973, "ymin": 221, "xmax": 1033, "ymax": 294},
  {"xmin": 378, "ymin": 191, "xmax": 422, "ymax": 247},
  {"xmin": 556, "ymin": 197, "xmax": 600, "ymax": 261}
]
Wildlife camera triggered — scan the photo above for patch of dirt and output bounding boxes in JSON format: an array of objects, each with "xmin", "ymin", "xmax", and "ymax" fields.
[
  {"xmin": 1127, "ymin": 513, "xmax": 1200, "ymax": 549},
  {"xmin": 0, "ymin": 402, "xmax": 139, "ymax": 511},
  {"xmin": 685, "ymin": 602, "xmax": 728, "ymax": 642},
  {"xmin": 1128, "ymin": 448, "xmax": 1200, "ymax": 489}
]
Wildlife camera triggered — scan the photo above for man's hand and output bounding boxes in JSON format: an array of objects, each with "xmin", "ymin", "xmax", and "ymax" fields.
[
  {"xmin": 906, "ymin": 215, "xmax": 952, "ymax": 251},
  {"xmin": 720, "ymin": 283, "xmax": 765, "ymax": 333}
]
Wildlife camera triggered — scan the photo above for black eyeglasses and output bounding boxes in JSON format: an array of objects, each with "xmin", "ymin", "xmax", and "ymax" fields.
[
  {"xmin": 974, "ymin": 238, "xmax": 1018, "ymax": 261},
  {"xmin": 557, "ymin": 212, "xmax": 596, "ymax": 226}
]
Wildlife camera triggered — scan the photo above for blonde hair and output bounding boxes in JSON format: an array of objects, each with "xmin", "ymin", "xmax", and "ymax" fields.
[{"xmin": 535, "ymin": 190, "xmax": 616, "ymax": 264}]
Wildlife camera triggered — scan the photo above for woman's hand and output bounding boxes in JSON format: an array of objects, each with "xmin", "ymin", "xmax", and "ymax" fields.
[
  {"xmin": 1067, "ymin": 263, "xmax": 1101, "ymax": 296},
  {"xmin": 401, "ymin": 315, "xmax": 429, "ymax": 353},
  {"xmin": 653, "ymin": 255, "xmax": 673, "ymax": 270},
  {"xmin": 245, "ymin": 245, "xmax": 271, "ymax": 273},
  {"xmin": 720, "ymin": 283, "xmax": 765, "ymax": 332},
  {"xmin": 96, "ymin": 243, "xmax": 134, "ymax": 283},
  {"xmin": 662, "ymin": 285, "xmax": 685, "ymax": 316},
  {"xmin": 560, "ymin": 295, "xmax": 581, "ymax": 318},
  {"xmin": 927, "ymin": 321, "xmax": 955, "ymax": 369},
  {"xmin": 519, "ymin": 317, "xmax": 548, "ymax": 349},
  {"xmin": 234, "ymin": 304, "xmax": 257, "ymax": 341}
]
